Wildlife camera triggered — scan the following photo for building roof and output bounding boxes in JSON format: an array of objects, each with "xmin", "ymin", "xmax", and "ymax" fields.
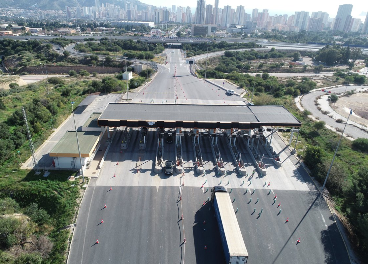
[
  {"xmin": 83, "ymin": 112, "xmax": 101, "ymax": 128},
  {"xmin": 49, "ymin": 131, "xmax": 101, "ymax": 158},
  {"xmin": 98, "ymin": 103, "xmax": 301, "ymax": 129}
]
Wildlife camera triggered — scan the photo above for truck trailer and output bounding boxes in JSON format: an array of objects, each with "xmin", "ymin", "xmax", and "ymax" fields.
[{"xmin": 211, "ymin": 186, "xmax": 248, "ymax": 264}]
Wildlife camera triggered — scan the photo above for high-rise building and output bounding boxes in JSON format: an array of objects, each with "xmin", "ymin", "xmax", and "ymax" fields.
[
  {"xmin": 186, "ymin": 6, "xmax": 192, "ymax": 24},
  {"xmin": 222, "ymin": 5, "xmax": 232, "ymax": 27},
  {"xmin": 350, "ymin": 18, "xmax": 362, "ymax": 32},
  {"xmin": 333, "ymin": 4, "xmax": 353, "ymax": 32},
  {"xmin": 294, "ymin": 11, "xmax": 309, "ymax": 31},
  {"xmin": 205, "ymin": 5, "xmax": 213, "ymax": 24},
  {"xmin": 155, "ymin": 9, "xmax": 161, "ymax": 24},
  {"xmin": 235, "ymin": 5, "xmax": 245, "ymax": 25},
  {"xmin": 252, "ymin": 9, "xmax": 258, "ymax": 22},
  {"xmin": 195, "ymin": 0, "xmax": 206, "ymax": 24},
  {"xmin": 362, "ymin": 12, "xmax": 368, "ymax": 33},
  {"xmin": 172, "ymin": 5, "xmax": 176, "ymax": 13},
  {"xmin": 214, "ymin": 0, "xmax": 219, "ymax": 25},
  {"xmin": 257, "ymin": 9, "xmax": 269, "ymax": 29}
]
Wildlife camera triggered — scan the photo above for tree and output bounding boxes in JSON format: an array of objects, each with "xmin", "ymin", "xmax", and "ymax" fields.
[
  {"xmin": 69, "ymin": 70, "xmax": 77, "ymax": 77},
  {"xmin": 79, "ymin": 69, "xmax": 90, "ymax": 77},
  {"xmin": 63, "ymin": 50, "xmax": 70, "ymax": 58},
  {"xmin": 176, "ymin": 31, "xmax": 182, "ymax": 38},
  {"xmin": 352, "ymin": 138, "xmax": 368, "ymax": 153},
  {"xmin": 329, "ymin": 94, "xmax": 338, "ymax": 103},
  {"xmin": 261, "ymin": 72, "xmax": 269, "ymax": 80},
  {"xmin": 314, "ymin": 65, "xmax": 323, "ymax": 73},
  {"xmin": 314, "ymin": 121, "xmax": 325, "ymax": 130},
  {"xmin": 293, "ymin": 52, "xmax": 300, "ymax": 61},
  {"xmin": 304, "ymin": 145, "xmax": 323, "ymax": 168}
]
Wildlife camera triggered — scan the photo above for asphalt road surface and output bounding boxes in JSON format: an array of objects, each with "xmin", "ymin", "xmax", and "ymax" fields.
[
  {"xmin": 301, "ymin": 85, "xmax": 368, "ymax": 139},
  {"xmin": 68, "ymin": 49, "xmax": 351, "ymax": 264}
]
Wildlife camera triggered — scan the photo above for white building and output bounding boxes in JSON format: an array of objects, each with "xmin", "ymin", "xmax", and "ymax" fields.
[
  {"xmin": 49, "ymin": 130, "xmax": 103, "ymax": 170},
  {"xmin": 123, "ymin": 71, "xmax": 133, "ymax": 80}
]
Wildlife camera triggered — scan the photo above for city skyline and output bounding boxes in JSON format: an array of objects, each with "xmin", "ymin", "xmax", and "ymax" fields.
[{"xmin": 142, "ymin": 0, "xmax": 367, "ymax": 19}]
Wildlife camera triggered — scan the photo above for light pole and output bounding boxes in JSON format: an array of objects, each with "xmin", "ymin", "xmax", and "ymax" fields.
[
  {"xmin": 205, "ymin": 45, "xmax": 208, "ymax": 79},
  {"xmin": 71, "ymin": 102, "xmax": 84, "ymax": 183},
  {"xmin": 321, "ymin": 109, "xmax": 352, "ymax": 192}
]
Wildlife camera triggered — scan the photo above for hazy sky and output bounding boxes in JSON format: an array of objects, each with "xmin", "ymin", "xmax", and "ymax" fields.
[{"xmin": 142, "ymin": 0, "xmax": 367, "ymax": 20}]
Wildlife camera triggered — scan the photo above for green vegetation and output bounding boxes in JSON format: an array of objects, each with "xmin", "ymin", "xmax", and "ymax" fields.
[
  {"xmin": 352, "ymin": 138, "xmax": 368, "ymax": 153},
  {"xmin": 182, "ymin": 41, "xmax": 260, "ymax": 57},
  {"xmin": 75, "ymin": 39, "xmax": 164, "ymax": 59},
  {"xmin": 315, "ymin": 45, "xmax": 364, "ymax": 66},
  {"xmin": 329, "ymin": 94, "xmax": 338, "ymax": 103},
  {"xmin": 197, "ymin": 70, "xmax": 315, "ymax": 97},
  {"xmin": 257, "ymin": 30, "xmax": 368, "ymax": 47},
  {"xmin": 334, "ymin": 71, "xmax": 366, "ymax": 85},
  {"xmin": 0, "ymin": 170, "xmax": 81, "ymax": 264}
]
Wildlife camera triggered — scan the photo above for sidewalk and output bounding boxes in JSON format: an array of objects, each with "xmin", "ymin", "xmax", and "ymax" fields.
[{"xmin": 83, "ymin": 130, "xmax": 111, "ymax": 178}]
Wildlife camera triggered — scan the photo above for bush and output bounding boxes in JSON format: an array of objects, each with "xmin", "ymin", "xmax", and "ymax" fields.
[
  {"xmin": 24, "ymin": 203, "xmax": 50, "ymax": 225},
  {"xmin": 47, "ymin": 77, "xmax": 64, "ymax": 85},
  {"xmin": 9, "ymin": 83, "xmax": 19, "ymax": 89},
  {"xmin": 68, "ymin": 70, "xmax": 77, "ymax": 77},
  {"xmin": 79, "ymin": 69, "xmax": 90, "ymax": 77},
  {"xmin": 314, "ymin": 121, "xmax": 325, "ymax": 130},
  {"xmin": 14, "ymin": 253, "xmax": 42, "ymax": 264},
  {"xmin": 303, "ymin": 145, "xmax": 323, "ymax": 168},
  {"xmin": 352, "ymin": 138, "xmax": 368, "ymax": 153},
  {"xmin": 0, "ymin": 197, "xmax": 20, "ymax": 215},
  {"xmin": 0, "ymin": 217, "xmax": 21, "ymax": 248},
  {"xmin": 329, "ymin": 94, "xmax": 338, "ymax": 103}
]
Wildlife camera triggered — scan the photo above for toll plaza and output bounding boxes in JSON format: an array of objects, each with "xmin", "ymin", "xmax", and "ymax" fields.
[{"xmin": 97, "ymin": 103, "xmax": 301, "ymax": 177}]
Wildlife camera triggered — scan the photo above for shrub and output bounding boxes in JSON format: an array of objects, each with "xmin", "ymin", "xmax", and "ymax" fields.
[
  {"xmin": 79, "ymin": 69, "xmax": 90, "ymax": 77},
  {"xmin": 47, "ymin": 77, "xmax": 64, "ymax": 85},
  {"xmin": 352, "ymin": 138, "xmax": 368, "ymax": 153},
  {"xmin": 9, "ymin": 83, "xmax": 19, "ymax": 89},
  {"xmin": 0, "ymin": 197, "xmax": 20, "ymax": 214},
  {"xmin": 24, "ymin": 203, "xmax": 50, "ymax": 225},
  {"xmin": 303, "ymin": 145, "xmax": 323, "ymax": 168},
  {"xmin": 314, "ymin": 121, "xmax": 325, "ymax": 130},
  {"xmin": 68, "ymin": 70, "xmax": 77, "ymax": 77},
  {"xmin": 329, "ymin": 94, "xmax": 338, "ymax": 103}
]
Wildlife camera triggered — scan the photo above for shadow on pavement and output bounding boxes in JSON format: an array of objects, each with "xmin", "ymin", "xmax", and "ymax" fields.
[{"xmin": 193, "ymin": 201, "xmax": 226, "ymax": 264}]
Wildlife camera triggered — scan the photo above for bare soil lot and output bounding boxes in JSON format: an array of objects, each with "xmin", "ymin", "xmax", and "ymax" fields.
[{"xmin": 332, "ymin": 93, "xmax": 368, "ymax": 126}]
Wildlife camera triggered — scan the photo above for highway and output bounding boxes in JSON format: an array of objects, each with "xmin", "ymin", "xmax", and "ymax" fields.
[{"xmin": 68, "ymin": 48, "xmax": 351, "ymax": 264}]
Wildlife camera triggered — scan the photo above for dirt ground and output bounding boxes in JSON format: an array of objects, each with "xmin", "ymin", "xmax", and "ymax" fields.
[
  {"xmin": 332, "ymin": 93, "xmax": 368, "ymax": 126},
  {"xmin": 0, "ymin": 76, "xmax": 28, "ymax": 90}
]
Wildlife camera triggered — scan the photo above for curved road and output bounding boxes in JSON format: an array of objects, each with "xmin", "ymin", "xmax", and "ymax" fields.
[{"xmin": 301, "ymin": 85, "xmax": 368, "ymax": 139}]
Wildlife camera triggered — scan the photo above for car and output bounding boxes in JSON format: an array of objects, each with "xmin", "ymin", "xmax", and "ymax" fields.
[
  {"xmin": 164, "ymin": 161, "xmax": 174, "ymax": 175},
  {"xmin": 226, "ymin": 89, "xmax": 234, "ymax": 95},
  {"xmin": 166, "ymin": 133, "xmax": 173, "ymax": 144}
]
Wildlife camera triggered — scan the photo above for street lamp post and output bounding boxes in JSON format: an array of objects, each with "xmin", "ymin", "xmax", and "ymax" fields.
[
  {"xmin": 321, "ymin": 109, "xmax": 352, "ymax": 192},
  {"xmin": 71, "ymin": 102, "xmax": 84, "ymax": 183}
]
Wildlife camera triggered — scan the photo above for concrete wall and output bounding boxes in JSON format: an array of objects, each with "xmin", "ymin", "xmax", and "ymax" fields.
[
  {"xmin": 53, "ymin": 156, "xmax": 88, "ymax": 170},
  {"xmin": 17, "ymin": 65, "xmax": 124, "ymax": 74}
]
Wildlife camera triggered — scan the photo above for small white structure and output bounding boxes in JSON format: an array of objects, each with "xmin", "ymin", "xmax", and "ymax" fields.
[
  {"xmin": 122, "ymin": 71, "xmax": 133, "ymax": 80},
  {"xmin": 133, "ymin": 64, "xmax": 147, "ymax": 74},
  {"xmin": 49, "ymin": 131, "xmax": 102, "ymax": 170}
]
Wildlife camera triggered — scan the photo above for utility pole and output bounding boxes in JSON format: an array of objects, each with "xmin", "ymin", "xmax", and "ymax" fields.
[
  {"xmin": 205, "ymin": 45, "xmax": 208, "ymax": 79},
  {"xmin": 22, "ymin": 107, "xmax": 37, "ymax": 169},
  {"xmin": 71, "ymin": 102, "xmax": 84, "ymax": 183},
  {"xmin": 321, "ymin": 109, "xmax": 352, "ymax": 191}
]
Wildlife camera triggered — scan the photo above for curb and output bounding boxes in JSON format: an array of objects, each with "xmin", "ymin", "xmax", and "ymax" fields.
[{"xmin": 66, "ymin": 178, "xmax": 89, "ymax": 264}]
